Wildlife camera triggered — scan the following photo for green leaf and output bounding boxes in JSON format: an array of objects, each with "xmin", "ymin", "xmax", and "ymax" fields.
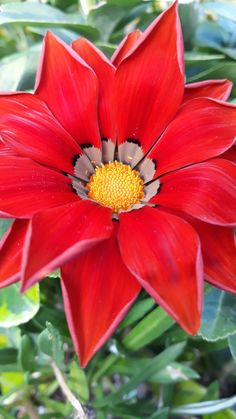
[
  {"xmin": 205, "ymin": 409, "xmax": 236, "ymax": 419},
  {"xmin": 148, "ymin": 408, "xmax": 170, "ymax": 419},
  {"xmin": 107, "ymin": 0, "xmax": 142, "ymax": 7},
  {"xmin": 123, "ymin": 307, "xmax": 174, "ymax": 350},
  {"xmin": 0, "ymin": 371, "xmax": 25, "ymax": 395},
  {"xmin": 0, "ymin": 3, "xmax": 99, "ymax": 40},
  {"xmin": 68, "ymin": 360, "xmax": 89, "ymax": 402},
  {"xmin": 202, "ymin": 2, "xmax": 236, "ymax": 22},
  {"xmin": 0, "ymin": 54, "xmax": 25, "ymax": 91},
  {"xmin": 0, "ymin": 348, "xmax": 18, "ymax": 365},
  {"xmin": 38, "ymin": 396, "xmax": 72, "ymax": 416},
  {"xmin": 151, "ymin": 362, "xmax": 200, "ymax": 384},
  {"xmin": 38, "ymin": 322, "xmax": 64, "ymax": 370},
  {"xmin": 120, "ymin": 297, "xmax": 155, "ymax": 329},
  {"xmin": 0, "ymin": 283, "xmax": 40, "ymax": 327},
  {"xmin": 0, "ymin": 44, "xmax": 40, "ymax": 92},
  {"xmin": 173, "ymin": 380, "xmax": 207, "ymax": 406},
  {"xmin": 95, "ymin": 42, "xmax": 117, "ymax": 57},
  {"xmin": 228, "ymin": 333, "xmax": 236, "ymax": 362},
  {"xmin": 199, "ymin": 288, "xmax": 236, "ymax": 341},
  {"xmin": 18, "ymin": 335, "xmax": 37, "ymax": 372},
  {"xmin": 172, "ymin": 396, "xmax": 236, "ymax": 416},
  {"xmin": 89, "ymin": 4, "xmax": 125, "ymax": 42},
  {"xmin": 28, "ymin": 27, "xmax": 79, "ymax": 44},
  {"xmin": 0, "ymin": 406, "xmax": 15, "ymax": 419},
  {"xmin": 179, "ymin": 2, "xmax": 199, "ymax": 50},
  {"xmin": 47, "ymin": 269, "xmax": 60, "ymax": 279},
  {"xmin": 195, "ymin": 20, "xmax": 236, "ymax": 60},
  {"xmin": 95, "ymin": 342, "xmax": 185, "ymax": 408},
  {"xmin": 186, "ymin": 62, "xmax": 236, "ymax": 97},
  {"xmin": 79, "ymin": 0, "xmax": 97, "ymax": 15},
  {"xmin": 0, "ymin": 327, "xmax": 20, "ymax": 349},
  {"xmin": 185, "ymin": 52, "xmax": 225, "ymax": 62}
]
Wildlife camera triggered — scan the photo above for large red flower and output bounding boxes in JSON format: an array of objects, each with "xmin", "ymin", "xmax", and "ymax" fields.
[{"xmin": 0, "ymin": 2, "xmax": 236, "ymax": 367}]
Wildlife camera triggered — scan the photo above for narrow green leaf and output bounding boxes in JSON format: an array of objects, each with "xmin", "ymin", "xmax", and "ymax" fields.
[
  {"xmin": 120, "ymin": 298, "xmax": 155, "ymax": 329},
  {"xmin": 95, "ymin": 342, "xmax": 185, "ymax": 408},
  {"xmin": 185, "ymin": 52, "xmax": 225, "ymax": 62},
  {"xmin": 123, "ymin": 307, "xmax": 174, "ymax": 350},
  {"xmin": 172, "ymin": 396, "xmax": 236, "ymax": 415}
]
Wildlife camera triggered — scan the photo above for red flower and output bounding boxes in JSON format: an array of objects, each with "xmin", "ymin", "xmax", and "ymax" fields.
[{"xmin": 0, "ymin": 1, "xmax": 236, "ymax": 367}]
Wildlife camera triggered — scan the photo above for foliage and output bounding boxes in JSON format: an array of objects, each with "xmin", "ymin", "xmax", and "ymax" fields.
[{"xmin": 0, "ymin": 0, "xmax": 236, "ymax": 418}]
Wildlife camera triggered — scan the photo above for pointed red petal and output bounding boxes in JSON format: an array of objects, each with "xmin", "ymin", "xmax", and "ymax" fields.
[
  {"xmin": 148, "ymin": 98, "xmax": 236, "ymax": 178},
  {"xmin": 0, "ymin": 220, "xmax": 29, "ymax": 287},
  {"xmin": 114, "ymin": 2, "xmax": 184, "ymax": 153},
  {"xmin": 183, "ymin": 79, "xmax": 233, "ymax": 103},
  {"xmin": 188, "ymin": 218, "xmax": 236, "ymax": 294},
  {"xmin": 21, "ymin": 201, "xmax": 113, "ymax": 290},
  {"xmin": 0, "ymin": 156, "xmax": 77, "ymax": 218},
  {"xmin": 119, "ymin": 207, "xmax": 203, "ymax": 335},
  {"xmin": 35, "ymin": 32, "xmax": 101, "ymax": 148},
  {"xmin": 152, "ymin": 159, "xmax": 236, "ymax": 226},
  {"xmin": 72, "ymin": 38, "xmax": 115, "ymax": 141},
  {"xmin": 111, "ymin": 30, "xmax": 142, "ymax": 67},
  {"xmin": 61, "ymin": 227, "xmax": 140, "ymax": 367},
  {"xmin": 0, "ymin": 93, "xmax": 81, "ymax": 175}
]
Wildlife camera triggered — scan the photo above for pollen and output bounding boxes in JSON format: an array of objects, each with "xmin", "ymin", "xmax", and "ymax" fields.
[{"xmin": 87, "ymin": 161, "xmax": 145, "ymax": 213}]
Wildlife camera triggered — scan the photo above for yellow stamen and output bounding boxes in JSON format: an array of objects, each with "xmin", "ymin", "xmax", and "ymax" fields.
[{"xmin": 87, "ymin": 161, "xmax": 145, "ymax": 213}]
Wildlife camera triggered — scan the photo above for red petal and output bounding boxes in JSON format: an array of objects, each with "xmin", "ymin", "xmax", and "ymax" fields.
[
  {"xmin": 35, "ymin": 32, "xmax": 101, "ymax": 148},
  {"xmin": 189, "ymin": 218, "xmax": 236, "ymax": 294},
  {"xmin": 0, "ymin": 93, "xmax": 81, "ymax": 175},
  {"xmin": 111, "ymin": 30, "xmax": 142, "ymax": 67},
  {"xmin": 72, "ymin": 38, "xmax": 115, "ymax": 141},
  {"xmin": 118, "ymin": 207, "xmax": 203, "ymax": 334},
  {"xmin": 152, "ymin": 159, "xmax": 236, "ymax": 226},
  {"xmin": 0, "ymin": 220, "xmax": 29, "ymax": 287},
  {"xmin": 0, "ymin": 156, "xmax": 77, "ymax": 218},
  {"xmin": 221, "ymin": 146, "xmax": 236, "ymax": 163},
  {"xmin": 148, "ymin": 98, "xmax": 236, "ymax": 178},
  {"xmin": 183, "ymin": 79, "xmax": 233, "ymax": 103},
  {"xmin": 0, "ymin": 138, "xmax": 16, "ymax": 156},
  {"xmin": 21, "ymin": 201, "xmax": 113, "ymax": 291},
  {"xmin": 114, "ymin": 1, "xmax": 184, "ymax": 153},
  {"xmin": 61, "ymin": 226, "xmax": 140, "ymax": 367}
]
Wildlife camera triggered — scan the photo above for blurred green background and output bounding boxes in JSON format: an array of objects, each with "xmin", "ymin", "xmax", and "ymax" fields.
[{"xmin": 0, "ymin": 1, "xmax": 236, "ymax": 418}]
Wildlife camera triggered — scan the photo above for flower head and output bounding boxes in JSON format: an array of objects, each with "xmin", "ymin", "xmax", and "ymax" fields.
[{"xmin": 0, "ymin": 1, "xmax": 235, "ymax": 367}]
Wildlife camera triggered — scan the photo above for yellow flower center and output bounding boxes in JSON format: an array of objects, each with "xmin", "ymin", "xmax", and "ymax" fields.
[{"xmin": 87, "ymin": 161, "xmax": 145, "ymax": 213}]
